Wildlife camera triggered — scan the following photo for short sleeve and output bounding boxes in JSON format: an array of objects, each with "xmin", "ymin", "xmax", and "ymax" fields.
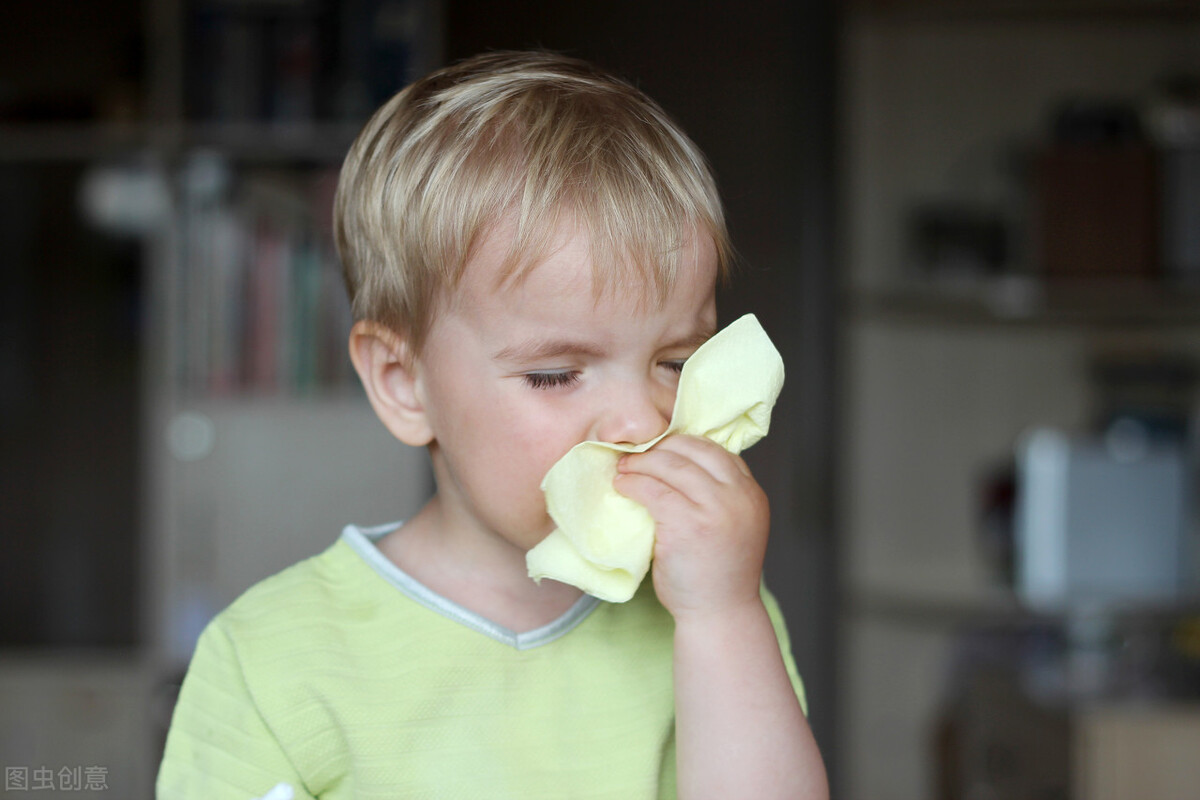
[
  {"xmin": 156, "ymin": 621, "xmax": 315, "ymax": 800},
  {"xmin": 760, "ymin": 584, "xmax": 808, "ymax": 716}
]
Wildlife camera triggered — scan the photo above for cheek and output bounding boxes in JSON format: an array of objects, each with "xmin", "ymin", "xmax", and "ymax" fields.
[
  {"xmin": 464, "ymin": 397, "xmax": 571, "ymax": 486},
  {"xmin": 433, "ymin": 375, "xmax": 586, "ymax": 497},
  {"xmin": 498, "ymin": 417, "xmax": 587, "ymax": 515},
  {"xmin": 487, "ymin": 389, "xmax": 581, "ymax": 453},
  {"xmin": 507, "ymin": 423, "xmax": 576, "ymax": 487}
]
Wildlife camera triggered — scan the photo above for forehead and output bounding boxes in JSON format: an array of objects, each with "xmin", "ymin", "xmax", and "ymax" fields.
[
  {"xmin": 452, "ymin": 215, "xmax": 719, "ymax": 313},
  {"xmin": 423, "ymin": 220, "xmax": 718, "ymax": 368}
]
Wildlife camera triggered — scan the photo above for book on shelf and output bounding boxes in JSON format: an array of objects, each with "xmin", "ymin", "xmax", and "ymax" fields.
[
  {"xmin": 185, "ymin": 0, "xmax": 427, "ymax": 124},
  {"xmin": 173, "ymin": 155, "xmax": 355, "ymax": 396}
]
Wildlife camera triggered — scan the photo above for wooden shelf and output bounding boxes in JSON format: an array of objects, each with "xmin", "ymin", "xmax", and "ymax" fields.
[
  {"xmin": 848, "ymin": 584, "xmax": 1200, "ymax": 630},
  {"xmin": 0, "ymin": 121, "xmax": 364, "ymax": 164},
  {"xmin": 849, "ymin": 279, "xmax": 1200, "ymax": 329},
  {"xmin": 174, "ymin": 122, "xmax": 363, "ymax": 163},
  {"xmin": 848, "ymin": 585, "xmax": 1027, "ymax": 629},
  {"xmin": 0, "ymin": 123, "xmax": 151, "ymax": 162},
  {"xmin": 853, "ymin": 0, "xmax": 1200, "ymax": 22}
]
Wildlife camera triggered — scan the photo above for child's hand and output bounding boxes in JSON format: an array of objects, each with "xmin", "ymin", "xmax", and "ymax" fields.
[{"xmin": 613, "ymin": 434, "xmax": 769, "ymax": 620}]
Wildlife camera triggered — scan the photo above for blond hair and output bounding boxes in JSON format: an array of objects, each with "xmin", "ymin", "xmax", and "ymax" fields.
[{"xmin": 334, "ymin": 50, "xmax": 731, "ymax": 354}]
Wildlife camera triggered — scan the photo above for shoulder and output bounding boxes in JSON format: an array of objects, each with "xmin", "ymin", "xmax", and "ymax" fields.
[
  {"xmin": 220, "ymin": 538, "xmax": 364, "ymax": 629},
  {"xmin": 201, "ymin": 536, "xmax": 390, "ymax": 677},
  {"xmin": 189, "ymin": 537, "xmax": 399, "ymax": 730},
  {"xmin": 168, "ymin": 540, "xmax": 376, "ymax": 796}
]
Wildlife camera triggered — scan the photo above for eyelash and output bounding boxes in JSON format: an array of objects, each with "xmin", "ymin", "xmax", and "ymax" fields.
[
  {"xmin": 522, "ymin": 361, "xmax": 686, "ymax": 391},
  {"xmin": 523, "ymin": 371, "xmax": 580, "ymax": 390}
]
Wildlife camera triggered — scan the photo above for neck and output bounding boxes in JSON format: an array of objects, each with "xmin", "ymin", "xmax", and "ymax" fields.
[{"xmin": 379, "ymin": 497, "xmax": 585, "ymax": 632}]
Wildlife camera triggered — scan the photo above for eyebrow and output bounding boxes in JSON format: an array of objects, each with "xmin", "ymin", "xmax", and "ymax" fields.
[{"xmin": 492, "ymin": 328, "xmax": 716, "ymax": 364}]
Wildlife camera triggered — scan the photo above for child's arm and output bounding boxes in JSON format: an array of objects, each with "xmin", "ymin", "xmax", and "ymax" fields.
[{"xmin": 615, "ymin": 435, "xmax": 829, "ymax": 800}]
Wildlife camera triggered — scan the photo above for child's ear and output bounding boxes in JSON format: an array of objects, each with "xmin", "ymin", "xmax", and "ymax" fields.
[{"xmin": 348, "ymin": 321, "xmax": 434, "ymax": 447}]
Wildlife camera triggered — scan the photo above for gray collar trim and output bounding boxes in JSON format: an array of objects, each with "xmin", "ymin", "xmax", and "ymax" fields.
[{"xmin": 340, "ymin": 522, "xmax": 602, "ymax": 651}]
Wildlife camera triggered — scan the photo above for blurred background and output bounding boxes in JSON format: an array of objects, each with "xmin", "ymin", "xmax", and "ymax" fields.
[{"xmin": 2, "ymin": 0, "xmax": 1200, "ymax": 797}]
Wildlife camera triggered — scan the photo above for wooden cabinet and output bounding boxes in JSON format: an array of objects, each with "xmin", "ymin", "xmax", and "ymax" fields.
[{"xmin": 1076, "ymin": 705, "xmax": 1200, "ymax": 800}]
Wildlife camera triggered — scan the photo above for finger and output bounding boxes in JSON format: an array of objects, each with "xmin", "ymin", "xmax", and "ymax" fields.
[
  {"xmin": 612, "ymin": 470, "xmax": 699, "ymax": 521},
  {"xmin": 617, "ymin": 444, "xmax": 728, "ymax": 506},
  {"xmin": 633, "ymin": 434, "xmax": 750, "ymax": 483}
]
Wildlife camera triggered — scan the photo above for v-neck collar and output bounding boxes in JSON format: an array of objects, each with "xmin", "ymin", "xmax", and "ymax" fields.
[{"xmin": 341, "ymin": 522, "xmax": 602, "ymax": 650}]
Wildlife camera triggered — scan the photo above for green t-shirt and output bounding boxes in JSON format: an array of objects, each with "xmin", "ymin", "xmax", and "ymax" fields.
[{"xmin": 157, "ymin": 523, "xmax": 805, "ymax": 799}]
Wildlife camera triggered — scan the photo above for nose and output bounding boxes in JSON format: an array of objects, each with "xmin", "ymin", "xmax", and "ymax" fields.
[{"xmin": 591, "ymin": 378, "xmax": 673, "ymax": 446}]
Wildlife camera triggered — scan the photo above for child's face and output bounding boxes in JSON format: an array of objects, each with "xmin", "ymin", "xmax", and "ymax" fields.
[{"xmin": 414, "ymin": 219, "xmax": 718, "ymax": 557}]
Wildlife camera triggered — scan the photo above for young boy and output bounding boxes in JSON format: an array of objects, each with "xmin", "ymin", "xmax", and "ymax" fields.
[{"xmin": 157, "ymin": 51, "xmax": 827, "ymax": 799}]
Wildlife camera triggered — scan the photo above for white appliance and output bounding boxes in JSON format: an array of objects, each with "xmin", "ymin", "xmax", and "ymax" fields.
[{"xmin": 1014, "ymin": 426, "xmax": 1194, "ymax": 610}]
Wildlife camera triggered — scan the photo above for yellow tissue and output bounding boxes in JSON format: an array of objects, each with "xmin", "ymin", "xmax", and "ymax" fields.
[{"xmin": 526, "ymin": 313, "xmax": 785, "ymax": 602}]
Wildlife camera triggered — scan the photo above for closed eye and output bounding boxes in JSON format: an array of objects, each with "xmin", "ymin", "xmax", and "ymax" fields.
[
  {"xmin": 523, "ymin": 371, "xmax": 580, "ymax": 390},
  {"xmin": 661, "ymin": 359, "xmax": 687, "ymax": 374}
]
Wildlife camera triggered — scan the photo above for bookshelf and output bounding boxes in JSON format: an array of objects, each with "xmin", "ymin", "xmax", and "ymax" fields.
[
  {"xmin": 0, "ymin": 1, "xmax": 442, "ymax": 796},
  {"xmin": 141, "ymin": 0, "xmax": 443, "ymax": 652},
  {"xmin": 839, "ymin": 6, "xmax": 1200, "ymax": 799},
  {"xmin": 164, "ymin": 155, "xmax": 354, "ymax": 397}
]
